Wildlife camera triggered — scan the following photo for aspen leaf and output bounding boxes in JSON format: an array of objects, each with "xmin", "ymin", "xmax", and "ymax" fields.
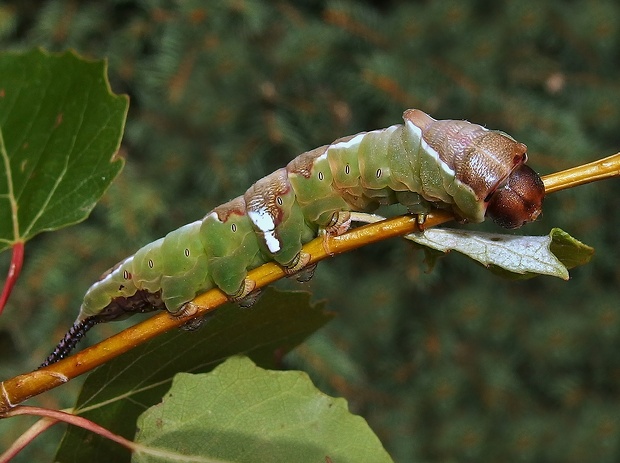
[
  {"xmin": 0, "ymin": 49, "xmax": 127, "ymax": 253},
  {"xmin": 133, "ymin": 356, "xmax": 393, "ymax": 463}
]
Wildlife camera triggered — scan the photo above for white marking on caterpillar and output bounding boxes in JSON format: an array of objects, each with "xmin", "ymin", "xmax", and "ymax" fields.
[
  {"xmin": 421, "ymin": 137, "xmax": 455, "ymax": 177},
  {"xmin": 247, "ymin": 209, "xmax": 281, "ymax": 253},
  {"xmin": 263, "ymin": 231, "xmax": 281, "ymax": 253},
  {"xmin": 407, "ymin": 119, "xmax": 456, "ymax": 177},
  {"xmin": 247, "ymin": 208, "xmax": 275, "ymax": 232},
  {"xmin": 405, "ymin": 119, "xmax": 423, "ymax": 137},
  {"xmin": 330, "ymin": 132, "xmax": 365, "ymax": 150}
]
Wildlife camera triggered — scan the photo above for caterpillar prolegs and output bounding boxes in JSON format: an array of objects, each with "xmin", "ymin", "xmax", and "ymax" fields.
[{"xmin": 41, "ymin": 109, "xmax": 545, "ymax": 366}]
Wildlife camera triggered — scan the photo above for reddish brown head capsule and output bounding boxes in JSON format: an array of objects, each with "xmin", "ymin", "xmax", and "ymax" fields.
[{"xmin": 486, "ymin": 164, "xmax": 545, "ymax": 229}]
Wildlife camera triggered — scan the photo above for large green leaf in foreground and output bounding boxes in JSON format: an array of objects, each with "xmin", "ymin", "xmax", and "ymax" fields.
[
  {"xmin": 134, "ymin": 356, "xmax": 393, "ymax": 463},
  {"xmin": 55, "ymin": 289, "xmax": 334, "ymax": 463},
  {"xmin": 0, "ymin": 49, "xmax": 127, "ymax": 252}
]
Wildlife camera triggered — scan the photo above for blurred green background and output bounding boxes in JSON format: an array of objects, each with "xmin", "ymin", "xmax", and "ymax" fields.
[{"xmin": 1, "ymin": 1, "xmax": 620, "ymax": 461}]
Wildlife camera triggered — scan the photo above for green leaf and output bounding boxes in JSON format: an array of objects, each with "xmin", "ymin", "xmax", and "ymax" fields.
[
  {"xmin": 55, "ymin": 288, "xmax": 334, "ymax": 463},
  {"xmin": 547, "ymin": 227, "xmax": 595, "ymax": 270},
  {"xmin": 0, "ymin": 48, "xmax": 127, "ymax": 253},
  {"xmin": 405, "ymin": 227, "xmax": 594, "ymax": 280},
  {"xmin": 133, "ymin": 356, "xmax": 392, "ymax": 463}
]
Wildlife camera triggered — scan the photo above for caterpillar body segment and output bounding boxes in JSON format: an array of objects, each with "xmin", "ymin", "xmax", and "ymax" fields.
[
  {"xmin": 158, "ymin": 221, "xmax": 212, "ymax": 311},
  {"xmin": 201, "ymin": 198, "xmax": 263, "ymax": 297}
]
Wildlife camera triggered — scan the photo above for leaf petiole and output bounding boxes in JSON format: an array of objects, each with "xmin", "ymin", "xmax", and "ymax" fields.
[{"xmin": 0, "ymin": 241, "xmax": 24, "ymax": 315}]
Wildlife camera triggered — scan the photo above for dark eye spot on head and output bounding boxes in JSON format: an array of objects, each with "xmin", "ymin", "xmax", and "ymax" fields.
[
  {"xmin": 184, "ymin": 248, "xmax": 190, "ymax": 257},
  {"xmin": 231, "ymin": 223, "xmax": 237, "ymax": 232},
  {"xmin": 318, "ymin": 171, "xmax": 324, "ymax": 181},
  {"xmin": 276, "ymin": 196, "xmax": 283, "ymax": 206},
  {"xmin": 148, "ymin": 259, "xmax": 154, "ymax": 269}
]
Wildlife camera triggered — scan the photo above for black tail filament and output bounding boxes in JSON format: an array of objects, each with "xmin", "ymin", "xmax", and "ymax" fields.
[{"xmin": 39, "ymin": 316, "xmax": 101, "ymax": 368}]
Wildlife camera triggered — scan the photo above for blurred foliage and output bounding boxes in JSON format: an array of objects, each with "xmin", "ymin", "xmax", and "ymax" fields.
[{"xmin": 1, "ymin": 1, "xmax": 619, "ymax": 461}]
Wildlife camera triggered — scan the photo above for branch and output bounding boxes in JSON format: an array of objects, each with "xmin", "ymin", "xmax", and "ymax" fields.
[
  {"xmin": 1, "ymin": 152, "xmax": 619, "ymax": 412},
  {"xmin": 541, "ymin": 152, "xmax": 620, "ymax": 194}
]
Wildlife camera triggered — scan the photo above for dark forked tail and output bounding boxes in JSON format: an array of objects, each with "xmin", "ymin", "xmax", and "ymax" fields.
[{"xmin": 40, "ymin": 316, "xmax": 100, "ymax": 368}]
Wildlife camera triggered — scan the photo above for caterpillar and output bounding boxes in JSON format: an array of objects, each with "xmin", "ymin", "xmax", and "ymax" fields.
[{"xmin": 41, "ymin": 109, "xmax": 545, "ymax": 366}]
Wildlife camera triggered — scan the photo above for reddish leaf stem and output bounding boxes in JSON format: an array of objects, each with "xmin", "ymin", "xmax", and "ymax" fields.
[
  {"xmin": 0, "ymin": 405, "xmax": 136, "ymax": 462},
  {"xmin": 0, "ymin": 410, "xmax": 57, "ymax": 463},
  {"xmin": 0, "ymin": 241, "xmax": 24, "ymax": 315}
]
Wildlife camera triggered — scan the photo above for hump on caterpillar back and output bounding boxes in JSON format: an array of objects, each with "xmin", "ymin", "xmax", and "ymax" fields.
[
  {"xmin": 403, "ymin": 108, "xmax": 544, "ymax": 228},
  {"xmin": 403, "ymin": 109, "xmax": 435, "ymax": 131},
  {"xmin": 404, "ymin": 109, "xmax": 529, "ymax": 209}
]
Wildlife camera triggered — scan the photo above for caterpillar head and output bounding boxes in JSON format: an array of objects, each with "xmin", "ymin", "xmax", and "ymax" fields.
[
  {"xmin": 486, "ymin": 164, "xmax": 545, "ymax": 229},
  {"xmin": 404, "ymin": 109, "xmax": 545, "ymax": 229}
]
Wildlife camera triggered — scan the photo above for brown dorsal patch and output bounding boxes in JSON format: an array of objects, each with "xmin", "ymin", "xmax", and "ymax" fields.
[
  {"xmin": 458, "ymin": 132, "xmax": 528, "ymax": 200},
  {"xmin": 403, "ymin": 108, "xmax": 435, "ymax": 131},
  {"xmin": 287, "ymin": 145, "xmax": 329, "ymax": 178},
  {"xmin": 211, "ymin": 196, "xmax": 246, "ymax": 222},
  {"xmin": 244, "ymin": 168, "xmax": 291, "ymax": 225}
]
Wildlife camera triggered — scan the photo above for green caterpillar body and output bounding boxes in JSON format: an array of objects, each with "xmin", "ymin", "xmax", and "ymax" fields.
[{"xmin": 42, "ymin": 109, "xmax": 544, "ymax": 366}]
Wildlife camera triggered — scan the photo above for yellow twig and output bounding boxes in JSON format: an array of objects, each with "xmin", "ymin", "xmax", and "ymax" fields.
[{"xmin": 541, "ymin": 152, "xmax": 620, "ymax": 194}]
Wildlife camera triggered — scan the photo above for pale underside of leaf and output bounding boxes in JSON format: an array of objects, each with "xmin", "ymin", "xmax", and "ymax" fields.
[
  {"xmin": 349, "ymin": 212, "xmax": 593, "ymax": 279},
  {"xmin": 406, "ymin": 228, "xmax": 570, "ymax": 279}
]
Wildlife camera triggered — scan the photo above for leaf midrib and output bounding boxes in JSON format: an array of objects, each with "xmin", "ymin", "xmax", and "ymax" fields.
[{"xmin": 0, "ymin": 127, "xmax": 20, "ymax": 245}]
